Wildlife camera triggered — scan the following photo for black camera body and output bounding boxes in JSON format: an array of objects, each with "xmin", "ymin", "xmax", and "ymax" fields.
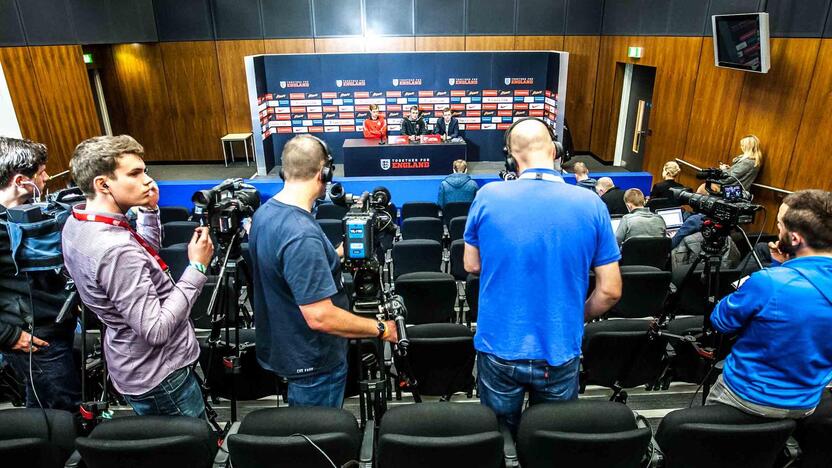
[
  {"xmin": 192, "ymin": 178, "xmax": 260, "ymax": 245},
  {"xmin": 670, "ymin": 187, "xmax": 761, "ymax": 227}
]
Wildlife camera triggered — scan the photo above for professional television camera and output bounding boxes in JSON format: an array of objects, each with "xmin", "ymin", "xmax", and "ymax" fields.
[{"xmin": 192, "ymin": 178, "xmax": 260, "ymax": 248}]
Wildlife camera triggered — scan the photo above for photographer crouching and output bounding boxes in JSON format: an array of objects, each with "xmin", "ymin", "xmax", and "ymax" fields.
[
  {"xmin": 706, "ymin": 189, "xmax": 832, "ymax": 418},
  {"xmin": 249, "ymin": 135, "xmax": 397, "ymax": 408},
  {"xmin": 62, "ymin": 136, "xmax": 214, "ymax": 418},
  {"xmin": 0, "ymin": 137, "xmax": 80, "ymax": 411}
]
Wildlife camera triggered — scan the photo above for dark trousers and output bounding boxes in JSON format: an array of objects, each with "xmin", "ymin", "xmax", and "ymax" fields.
[{"xmin": 4, "ymin": 332, "xmax": 81, "ymax": 412}]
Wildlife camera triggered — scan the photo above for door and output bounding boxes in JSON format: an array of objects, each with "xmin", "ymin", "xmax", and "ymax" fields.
[{"xmin": 616, "ymin": 65, "xmax": 656, "ymax": 171}]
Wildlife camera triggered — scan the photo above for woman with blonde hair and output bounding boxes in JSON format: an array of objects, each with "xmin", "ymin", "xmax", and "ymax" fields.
[
  {"xmin": 720, "ymin": 135, "xmax": 763, "ymax": 190},
  {"xmin": 650, "ymin": 160, "xmax": 686, "ymax": 200}
]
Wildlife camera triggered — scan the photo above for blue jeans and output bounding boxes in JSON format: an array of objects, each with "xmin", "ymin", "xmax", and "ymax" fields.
[
  {"xmin": 286, "ymin": 360, "xmax": 348, "ymax": 408},
  {"xmin": 123, "ymin": 366, "xmax": 206, "ymax": 419},
  {"xmin": 5, "ymin": 333, "xmax": 81, "ymax": 412},
  {"xmin": 477, "ymin": 352, "xmax": 580, "ymax": 434}
]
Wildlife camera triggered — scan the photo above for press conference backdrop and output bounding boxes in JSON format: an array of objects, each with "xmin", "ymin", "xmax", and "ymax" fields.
[{"xmin": 245, "ymin": 51, "xmax": 568, "ymax": 176}]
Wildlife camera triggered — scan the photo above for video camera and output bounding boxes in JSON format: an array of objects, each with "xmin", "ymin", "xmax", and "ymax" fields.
[
  {"xmin": 192, "ymin": 178, "xmax": 260, "ymax": 246},
  {"xmin": 670, "ymin": 187, "xmax": 761, "ymax": 227}
]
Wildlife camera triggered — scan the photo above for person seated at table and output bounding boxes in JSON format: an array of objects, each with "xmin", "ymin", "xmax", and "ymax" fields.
[
  {"xmin": 401, "ymin": 106, "xmax": 425, "ymax": 141},
  {"xmin": 362, "ymin": 104, "xmax": 387, "ymax": 140},
  {"xmin": 433, "ymin": 107, "xmax": 459, "ymax": 141}
]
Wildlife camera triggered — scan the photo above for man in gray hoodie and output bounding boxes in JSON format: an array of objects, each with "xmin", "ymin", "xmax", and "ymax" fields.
[
  {"xmin": 615, "ymin": 188, "xmax": 666, "ymax": 245},
  {"xmin": 438, "ymin": 160, "xmax": 478, "ymax": 209}
]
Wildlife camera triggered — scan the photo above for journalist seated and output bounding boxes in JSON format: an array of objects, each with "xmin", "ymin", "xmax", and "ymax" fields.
[
  {"xmin": 615, "ymin": 188, "xmax": 666, "ymax": 245},
  {"xmin": 706, "ymin": 190, "xmax": 832, "ymax": 418}
]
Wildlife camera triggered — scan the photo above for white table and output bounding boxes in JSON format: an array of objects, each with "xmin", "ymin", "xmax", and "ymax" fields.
[{"xmin": 221, "ymin": 133, "xmax": 253, "ymax": 167}]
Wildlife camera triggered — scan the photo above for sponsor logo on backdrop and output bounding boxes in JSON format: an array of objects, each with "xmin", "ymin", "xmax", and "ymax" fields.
[
  {"xmin": 403, "ymin": 91, "xmax": 416, "ymax": 97},
  {"xmin": 449, "ymin": 78, "xmax": 478, "ymax": 86},
  {"xmin": 336, "ymin": 79, "xmax": 366, "ymax": 87},
  {"xmin": 393, "ymin": 78, "xmax": 422, "ymax": 86},
  {"xmin": 279, "ymin": 80, "xmax": 310, "ymax": 89},
  {"xmin": 381, "ymin": 158, "xmax": 431, "ymax": 170},
  {"xmin": 371, "ymin": 91, "xmax": 383, "ymax": 97},
  {"xmin": 504, "ymin": 77, "xmax": 534, "ymax": 85},
  {"xmin": 380, "ymin": 159, "xmax": 391, "ymax": 170},
  {"xmin": 306, "ymin": 93, "xmax": 319, "ymax": 98}
]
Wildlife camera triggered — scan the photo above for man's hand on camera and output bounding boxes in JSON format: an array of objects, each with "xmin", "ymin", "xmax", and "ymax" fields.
[
  {"xmin": 336, "ymin": 242, "xmax": 344, "ymax": 259},
  {"xmin": 768, "ymin": 240, "xmax": 790, "ymax": 264},
  {"xmin": 382, "ymin": 320, "xmax": 398, "ymax": 343},
  {"xmin": 11, "ymin": 331, "xmax": 48, "ymax": 353},
  {"xmin": 188, "ymin": 227, "xmax": 214, "ymax": 266},
  {"xmin": 145, "ymin": 181, "xmax": 160, "ymax": 209}
]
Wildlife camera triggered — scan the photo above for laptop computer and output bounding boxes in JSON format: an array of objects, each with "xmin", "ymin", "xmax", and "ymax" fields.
[
  {"xmin": 656, "ymin": 208, "xmax": 685, "ymax": 238},
  {"xmin": 610, "ymin": 217, "xmax": 622, "ymax": 233}
]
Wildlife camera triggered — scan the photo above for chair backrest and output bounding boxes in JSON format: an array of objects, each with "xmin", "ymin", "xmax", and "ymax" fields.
[
  {"xmin": 228, "ymin": 407, "xmax": 361, "ymax": 468},
  {"xmin": 442, "ymin": 202, "xmax": 471, "ymax": 225},
  {"xmin": 316, "ymin": 219, "xmax": 344, "ymax": 247},
  {"xmin": 673, "ymin": 268, "xmax": 742, "ymax": 316},
  {"xmin": 76, "ymin": 416, "xmax": 216, "ymax": 468},
  {"xmin": 655, "ymin": 405, "xmax": 795, "ymax": 468},
  {"xmin": 449, "ymin": 239, "xmax": 466, "ymax": 280},
  {"xmin": 612, "ymin": 266, "xmax": 671, "ymax": 318},
  {"xmin": 162, "ymin": 221, "xmax": 200, "ymax": 247},
  {"xmin": 392, "ymin": 239, "xmax": 443, "ymax": 278},
  {"xmin": 401, "ymin": 201, "xmax": 440, "ymax": 220},
  {"xmin": 0, "ymin": 408, "xmax": 77, "ymax": 468},
  {"xmin": 377, "ymin": 403, "xmax": 503, "ymax": 468},
  {"xmin": 160, "ymin": 206, "xmax": 191, "ymax": 224},
  {"xmin": 794, "ymin": 390, "xmax": 832, "ymax": 468},
  {"xmin": 645, "ymin": 197, "xmax": 680, "ymax": 212},
  {"xmin": 315, "ymin": 202, "xmax": 348, "ymax": 220},
  {"xmin": 448, "ymin": 216, "xmax": 467, "ymax": 243},
  {"xmin": 464, "ymin": 274, "xmax": 479, "ymax": 324},
  {"xmin": 406, "ymin": 323, "xmax": 475, "ymax": 396},
  {"xmin": 401, "ymin": 217, "xmax": 443, "ymax": 243},
  {"xmin": 159, "ymin": 244, "xmax": 190, "ymax": 279},
  {"xmin": 581, "ymin": 319, "xmax": 666, "ymax": 390},
  {"xmin": 395, "ymin": 272, "xmax": 457, "ymax": 324},
  {"xmin": 517, "ymin": 401, "xmax": 651, "ymax": 468},
  {"xmin": 620, "ymin": 236, "xmax": 671, "ymax": 269}
]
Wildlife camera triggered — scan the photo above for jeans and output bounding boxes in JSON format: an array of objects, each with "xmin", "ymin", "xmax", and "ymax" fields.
[
  {"xmin": 5, "ymin": 333, "xmax": 81, "ymax": 412},
  {"xmin": 286, "ymin": 360, "xmax": 348, "ymax": 408},
  {"xmin": 477, "ymin": 352, "xmax": 580, "ymax": 434},
  {"xmin": 123, "ymin": 366, "xmax": 206, "ymax": 419}
]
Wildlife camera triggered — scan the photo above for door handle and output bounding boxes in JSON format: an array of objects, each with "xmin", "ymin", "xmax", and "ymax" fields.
[{"xmin": 638, "ymin": 129, "xmax": 653, "ymax": 136}]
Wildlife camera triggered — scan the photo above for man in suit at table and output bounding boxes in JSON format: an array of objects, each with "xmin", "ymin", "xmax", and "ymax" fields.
[{"xmin": 434, "ymin": 107, "xmax": 460, "ymax": 141}]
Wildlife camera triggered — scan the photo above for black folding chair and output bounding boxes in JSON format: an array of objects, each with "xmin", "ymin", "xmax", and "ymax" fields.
[
  {"xmin": 401, "ymin": 216, "xmax": 443, "ymax": 243},
  {"xmin": 395, "ymin": 272, "xmax": 457, "ymax": 324},
  {"xmin": 315, "ymin": 202, "xmax": 348, "ymax": 220},
  {"xmin": 316, "ymin": 219, "xmax": 344, "ymax": 247},
  {"xmin": 448, "ymin": 216, "xmax": 467, "ymax": 243},
  {"xmin": 620, "ymin": 236, "xmax": 671, "ymax": 269},
  {"xmin": 162, "ymin": 221, "xmax": 199, "ymax": 247},
  {"xmin": 442, "ymin": 202, "xmax": 471, "ymax": 225},
  {"xmin": 392, "ymin": 239, "xmax": 443, "ymax": 278},
  {"xmin": 160, "ymin": 206, "xmax": 191, "ymax": 224},
  {"xmin": 401, "ymin": 201, "xmax": 440, "ymax": 220}
]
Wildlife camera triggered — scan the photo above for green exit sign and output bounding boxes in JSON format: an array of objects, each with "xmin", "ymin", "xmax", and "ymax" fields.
[
  {"xmin": 628, "ymin": 47, "xmax": 643, "ymax": 59},
  {"xmin": 83, "ymin": 53, "xmax": 93, "ymax": 64}
]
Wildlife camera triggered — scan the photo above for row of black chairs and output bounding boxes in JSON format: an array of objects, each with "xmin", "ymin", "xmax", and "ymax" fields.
[
  {"xmin": 5, "ymin": 396, "xmax": 831, "ymax": 468},
  {"xmin": 316, "ymin": 200, "xmax": 471, "ymax": 226}
]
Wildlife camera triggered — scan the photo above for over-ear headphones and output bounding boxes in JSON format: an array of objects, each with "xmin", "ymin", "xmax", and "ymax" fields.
[
  {"xmin": 279, "ymin": 135, "xmax": 335, "ymax": 183},
  {"xmin": 502, "ymin": 117, "xmax": 568, "ymax": 174}
]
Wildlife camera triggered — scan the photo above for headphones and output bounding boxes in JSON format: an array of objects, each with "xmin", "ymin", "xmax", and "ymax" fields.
[
  {"xmin": 502, "ymin": 117, "xmax": 568, "ymax": 174},
  {"xmin": 279, "ymin": 135, "xmax": 335, "ymax": 184}
]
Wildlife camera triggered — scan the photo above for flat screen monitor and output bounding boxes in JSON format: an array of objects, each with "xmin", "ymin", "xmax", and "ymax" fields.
[
  {"xmin": 712, "ymin": 13, "xmax": 770, "ymax": 73},
  {"xmin": 656, "ymin": 208, "xmax": 684, "ymax": 229},
  {"xmin": 610, "ymin": 218, "xmax": 621, "ymax": 233}
]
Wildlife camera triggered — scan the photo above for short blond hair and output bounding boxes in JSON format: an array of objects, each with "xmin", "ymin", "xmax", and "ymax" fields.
[
  {"xmin": 662, "ymin": 161, "xmax": 680, "ymax": 179},
  {"xmin": 453, "ymin": 159, "xmax": 467, "ymax": 173},
  {"xmin": 573, "ymin": 162, "xmax": 589, "ymax": 176},
  {"xmin": 624, "ymin": 188, "xmax": 645, "ymax": 207},
  {"xmin": 369, "ymin": 104, "xmax": 379, "ymax": 111}
]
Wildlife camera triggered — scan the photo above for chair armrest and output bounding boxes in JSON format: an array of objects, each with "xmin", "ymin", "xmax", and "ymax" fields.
[
  {"xmin": 213, "ymin": 421, "xmax": 240, "ymax": 468},
  {"xmin": 64, "ymin": 450, "xmax": 83, "ymax": 468},
  {"xmin": 500, "ymin": 423, "xmax": 519, "ymax": 467},
  {"xmin": 359, "ymin": 420, "xmax": 375, "ymax": 468}
]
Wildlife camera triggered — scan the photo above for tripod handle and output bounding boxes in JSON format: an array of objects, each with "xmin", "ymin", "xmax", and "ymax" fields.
[{"xmin": 394, "ymin": 314, "xmax": 409, "ymax": 351}]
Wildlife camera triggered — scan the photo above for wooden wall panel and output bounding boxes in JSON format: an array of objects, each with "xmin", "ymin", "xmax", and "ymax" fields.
[
  {"xmin": 366, "ymin": 36, "xmax": 416, "ymax": 52},
  {"xmin": 111, "ymin": 43, "xmax": 177, "ymax": 161},
  {"xmin": 683, "ymin": 37, "xmax": 746, "ymax": 170},
  {"xmin": 415, "ymin": 36, "xmax": 465, "ymax": 51},
  {"xmin": 562, "ymin": 35, "xmax": 599, "ymax": 151},
  {"xmin": 159, "ymin": 41, "xmax": 227, "ymax": 161},
  {"xmin": 465, "ymin": 36, "xmax": 515, "ymax": 50},
  {"xmin": 263, "ymin": 39, "xmax": 315, "ymax": 54},
  {"xmin": 730, "ymin": 38, "xmax": 820, "ymax": 187},
  {"xmin": 216, "ymin": 40, "xmax": 265, "ymax": 134},
  {"xmin": 787, "ymin": 39, "xmax": 832, "ymax": 192},
  {"xmin": 0, "ymin": 47, "xmax": 54, "ymax": 153},
  {"xmin": 514, "ymin": 36, "xmax": 564, "ymax": 51},
  {"xmin": 28, "ymin": 45, "xmax": 100, "ymax": 170},
  {"xmin": 314, "ymin": 38, "xmax": 366, "ymax": 53}
]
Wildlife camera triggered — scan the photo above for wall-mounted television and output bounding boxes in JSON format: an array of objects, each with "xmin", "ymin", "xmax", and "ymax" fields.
[{"xmin": 712, "ymin": 12, "xmax": 770, "ymax": 73}]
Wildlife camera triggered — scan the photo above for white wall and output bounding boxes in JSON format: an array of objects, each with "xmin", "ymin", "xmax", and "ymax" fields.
[{"xmin": 0, "ymin": 62, "xmax": 23, "ymax": 138}]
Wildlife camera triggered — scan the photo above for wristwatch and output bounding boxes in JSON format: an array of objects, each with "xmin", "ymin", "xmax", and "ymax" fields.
[{"xmin": 376, "ymin": 321, "xmax": 386, "ymax": 339}]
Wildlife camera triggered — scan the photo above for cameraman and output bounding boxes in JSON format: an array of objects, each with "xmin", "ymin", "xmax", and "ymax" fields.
[
  {"xmin": 463, "ymin": 119, "xmax": 622, "ymax": 433},
  {"xmin": 249, "ymin": 135, "xmax": 397, "ymax": 408},
  {"xmin": 0, "ymin": 137, "xmax": 80, "ymax": 411},
  {"xmin": 707, "ymin": 190, "xmax": 832, "ymax": 418},
  {"xmin": 62, "ymin": 136, "xmax": 213, "ymax": 418}
]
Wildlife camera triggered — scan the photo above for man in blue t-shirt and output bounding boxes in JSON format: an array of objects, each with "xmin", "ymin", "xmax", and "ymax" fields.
[
  {"xmin": 249, "ymin": 135, "xmax": 398, "ymax": 408},
  {"xmin": 707, "ymin": 189, "xmax": 832, "ymax": 418},
  {"xmin": 463, "ymin": 119, "xmax": 622, "ymax": 433}
]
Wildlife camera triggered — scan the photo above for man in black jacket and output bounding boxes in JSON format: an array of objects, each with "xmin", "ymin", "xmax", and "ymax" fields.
[
  {"xmin": 0, "ymin": 137, "xmax": 80, "ymax": 411},
  {"xmin": 401, "ymin": 106, "xmax": 425, "ymax": 141},
  {"xmin": 596, "ymin": 177, "xmax": 628, "ymax": 215}
]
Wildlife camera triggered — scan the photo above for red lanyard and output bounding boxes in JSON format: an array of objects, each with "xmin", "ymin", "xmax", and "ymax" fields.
[{"xmin": 71, "ymin": 210, "xmax": 171, "ymax": 275}]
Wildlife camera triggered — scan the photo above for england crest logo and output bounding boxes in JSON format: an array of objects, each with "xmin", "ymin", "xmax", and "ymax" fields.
[
  {"xmin": 336, "ymin": 80, "xmax": 343, "ymax": 87},
  {"xmin": 504, "ymin": 77, "xmax": 512, "ymax": 85},
  {"xmin": 448, "ymin": 78, "xmax": 455, "ymax": 86},
  {"xmin": 380, "ymin": 159, "xmax": 391, "ymax": 170},
  {"xmin": 392, "ymin": 79, "xmax": 399, "ymax": 87},
  {"xmin": 279, "ymin": 81, "xmax": 286, "ymax": 89}
]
